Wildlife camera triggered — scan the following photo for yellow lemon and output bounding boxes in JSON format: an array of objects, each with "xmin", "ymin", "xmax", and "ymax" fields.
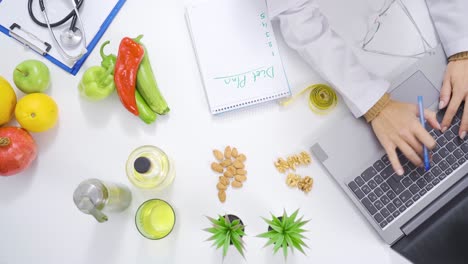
[
  {"xmin": 15, "ymin": 93, "xmax": 59, "ymax": 132},
  {"xmin": 0, "ymin": 76, "xmax": 17, "ymax": 126}
]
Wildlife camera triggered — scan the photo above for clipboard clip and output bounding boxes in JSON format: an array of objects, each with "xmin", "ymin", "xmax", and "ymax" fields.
[{"xmin": 9, "ymin": 23, "xmax": 51, "ymax": 56}]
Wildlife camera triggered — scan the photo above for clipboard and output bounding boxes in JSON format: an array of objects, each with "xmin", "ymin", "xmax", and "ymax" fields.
[{"xmin": 0, "ymin": 0, "xmax": 126, "ymax": 76}]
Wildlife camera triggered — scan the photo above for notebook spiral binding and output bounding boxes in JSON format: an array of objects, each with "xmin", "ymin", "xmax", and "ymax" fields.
[{"xmin": 213, "ymin": 91, "xmax": 290, "ymax": 114}]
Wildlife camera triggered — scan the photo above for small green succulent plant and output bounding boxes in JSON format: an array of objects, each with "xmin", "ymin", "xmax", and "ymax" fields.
[
  {"xmin": 257, "ymin": 209, "xmax": 309, "ymax": 258},
  {"xmin": 204, "ymin": 214, "xmax": 246, "ymax": 258}
]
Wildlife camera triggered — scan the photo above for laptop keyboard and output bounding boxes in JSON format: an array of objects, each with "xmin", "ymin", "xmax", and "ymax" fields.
[{"xmin": 348, "ymin": 108, "xmax": 467, "ymax": 229}]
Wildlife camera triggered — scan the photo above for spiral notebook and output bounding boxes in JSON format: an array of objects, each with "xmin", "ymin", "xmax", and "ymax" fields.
[{"xmin": 185, "ymin": 0, "xmax": 290, "ymax": 114}]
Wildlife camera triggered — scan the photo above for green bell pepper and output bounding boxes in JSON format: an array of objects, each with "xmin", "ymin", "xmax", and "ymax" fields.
[
  {"xmin": 100, "ymin": 41, "xmax": 116, "ymax": 70},
  {"xmin": 78, "ymin": 42, "xmax": 116, "ymax": 101},
  {"xmin": 79, "ymin": 66, "xmax": 115, "ymax": 101},
  {"xmin": 136, "ymin": 90, "xmax": 157, "ymax": 124}
]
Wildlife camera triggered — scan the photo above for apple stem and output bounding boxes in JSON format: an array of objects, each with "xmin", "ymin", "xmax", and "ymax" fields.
[
  {"xmin": 15, "ymin": 68, "xmax": 28, "ymax": 77},
  {"xmin": 0, "ymin": 137, "xmax": 11, "ymax": 147}
]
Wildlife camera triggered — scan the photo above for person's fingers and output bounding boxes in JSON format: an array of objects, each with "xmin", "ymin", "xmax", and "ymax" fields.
[
  {"xmin": 459, "ymin": 97, "xmax": 468, "ymax": 139},
  {"xmin": 396, "ymin": 139, "xmax": 423, "ymax": 169},
  {"xmin": 385, "ymin": 145, "xmax": 404, "ymax": 176},
  {"xmin": 439, "ymin": 74, "xmax": 452, "ymax": 109},
  {"xmin": 441, "ymin": 92, "xmax": 462, "ymax": 132},
  {"xmin": 401, "ymin": 132, "xmax": 423, "ymax": 156},
  {"xmin": 413, "ymin": 123, "xmax": 437, "ymax": 150},
  {"xmin": 423, "ymin": 109, "xmax": 442, "ymax": 131}
]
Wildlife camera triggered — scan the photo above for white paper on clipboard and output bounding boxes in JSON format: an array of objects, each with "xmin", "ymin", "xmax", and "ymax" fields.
[{"xmin": 0, "ymin": 0, "xmax": 122, "ymax": 74}]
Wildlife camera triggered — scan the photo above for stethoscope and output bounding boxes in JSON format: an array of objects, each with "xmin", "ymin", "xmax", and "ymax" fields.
[{"xmin": 28, "ymin": 0, "xmax": 87, "ymax": 61}]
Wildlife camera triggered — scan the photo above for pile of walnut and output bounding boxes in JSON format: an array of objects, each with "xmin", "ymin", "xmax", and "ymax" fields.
[
  {"xmin": 274, "ymin": 151, "xmax": 313, "ymax": 193},
  {"xmin": 211, "ymin": 146, "xmax": 247, "ymax": 203}
]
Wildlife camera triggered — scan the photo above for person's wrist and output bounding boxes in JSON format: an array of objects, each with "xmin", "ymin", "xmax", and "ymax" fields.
[
  {"xmin": 364, "ymin": 93, "xmax": 391, "ymax": 123},
  {"xmin": 448, "ymin": 51, "xmax": 468, "ymax": 62}
]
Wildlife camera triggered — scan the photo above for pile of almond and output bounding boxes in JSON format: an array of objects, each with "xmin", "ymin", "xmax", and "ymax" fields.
[
  {"xmin": 211, "ymin": 146, "xmax": 247, "ymax": 203},
  {"xmin": 275, "ymin": 151, "xmax": 314, "ymax": 194}
]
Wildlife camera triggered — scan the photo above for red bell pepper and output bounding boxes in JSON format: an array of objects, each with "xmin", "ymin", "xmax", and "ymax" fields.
[{"xmin": 114, "ymin": 37, "xmax": 145, "ymax": 116}]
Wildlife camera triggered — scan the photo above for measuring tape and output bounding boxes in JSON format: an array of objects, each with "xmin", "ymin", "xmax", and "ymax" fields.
[{"xmin": 281, "ymin": 84, "xmax": 338, "ymax": 115}]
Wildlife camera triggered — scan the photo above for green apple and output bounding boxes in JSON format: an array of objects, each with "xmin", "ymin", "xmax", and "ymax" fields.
[{"xmin": 13, "ymin": 60, "xmax": 50, "ymax": 94}]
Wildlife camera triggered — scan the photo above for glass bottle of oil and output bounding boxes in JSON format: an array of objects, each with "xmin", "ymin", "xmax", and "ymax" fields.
[
  {"xmin": 126, "ymin": 145, "xmax": 175, "ymax": 190},
  {"xmin": 73, "ymin": 179, "xmax": 132, "ymax": 222}
]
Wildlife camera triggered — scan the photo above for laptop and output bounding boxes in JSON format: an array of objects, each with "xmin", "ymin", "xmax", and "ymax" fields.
[{"xmin": 311, "ymin": 45, "xmax": 468, "ymax": 264}]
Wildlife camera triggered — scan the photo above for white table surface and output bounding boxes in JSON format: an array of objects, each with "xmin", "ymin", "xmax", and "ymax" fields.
[{"xmin": 0, "ymin": 0, "xmax": 439, "ymax": 263}]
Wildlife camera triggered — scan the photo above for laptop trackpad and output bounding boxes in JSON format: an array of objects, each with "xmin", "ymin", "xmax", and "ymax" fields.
[{"xmin": 391, "ymin": 71, "xmax": 439, "ymax": 108}]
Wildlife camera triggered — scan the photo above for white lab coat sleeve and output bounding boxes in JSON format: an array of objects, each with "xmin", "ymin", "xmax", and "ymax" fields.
[
  {"xmin": 426, "ymin": 0, "xmax": 468, "ymax": 57},
  {"xmin": 268, "ymin": 0, "xmax": 389, "ymax": 118}
]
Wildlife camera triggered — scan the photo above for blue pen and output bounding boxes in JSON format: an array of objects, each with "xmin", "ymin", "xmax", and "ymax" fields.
[{"xmin": 418, "ymin": 96, "xmax": 431, "ymax": 171}]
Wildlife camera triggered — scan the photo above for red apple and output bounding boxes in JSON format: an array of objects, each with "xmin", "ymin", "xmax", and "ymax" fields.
[{"xmin": 0, "ymin": 127, "xmax": 37, "ymax": 176}]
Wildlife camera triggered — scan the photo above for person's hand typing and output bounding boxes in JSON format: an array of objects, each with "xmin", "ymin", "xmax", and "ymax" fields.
[
  {"xmin": 439, "ymin": 59, "xmax": 468, "ymax": 137},
  {"xmin": 371, "ymin": 100, "xmax": 440, "ymax": 176}
]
